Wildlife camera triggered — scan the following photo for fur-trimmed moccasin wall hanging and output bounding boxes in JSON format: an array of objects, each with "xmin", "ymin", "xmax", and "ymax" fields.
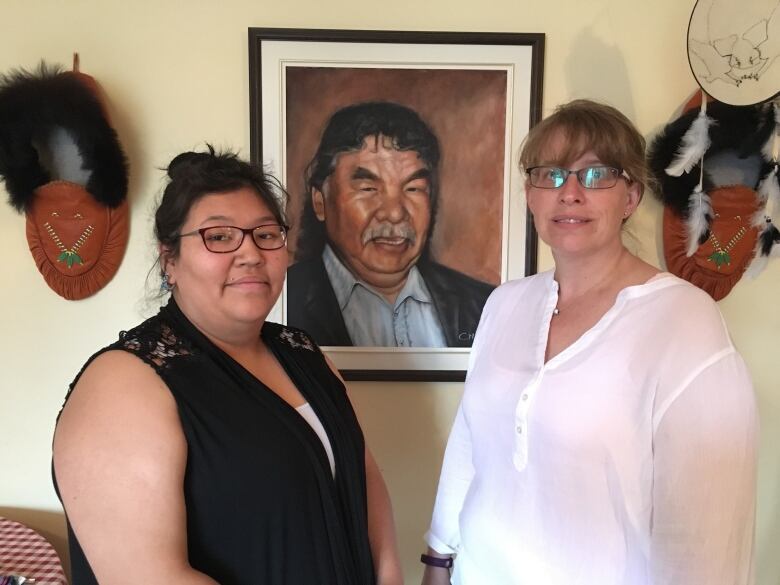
[
  {"xmin": 0, "ymin": 55, "xmax": 129, "ymax": 300},
  {"xmin": 657, "ymin": 0, "xmax": 780, "ymax": 300},
  {"xmin": 648, "ymin": 91, "xmax": 779, "ymax": 300}
]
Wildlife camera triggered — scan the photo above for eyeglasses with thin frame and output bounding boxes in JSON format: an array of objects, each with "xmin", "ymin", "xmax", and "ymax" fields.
[
  {"xmin": 526, "ymin": 165, "xmax": 631, "ymax": 190},
  {"xmin": 177, "ymin": 224, "xmax": 289, "ymax": 253}
]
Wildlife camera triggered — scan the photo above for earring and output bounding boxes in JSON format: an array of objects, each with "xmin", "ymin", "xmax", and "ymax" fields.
[{"xmin": 160, "ymin": 271, "xmax": 174, "ymax": 293}]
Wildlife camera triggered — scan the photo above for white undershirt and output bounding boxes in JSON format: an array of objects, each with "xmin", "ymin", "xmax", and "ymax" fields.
[
  {"xmin": 296, "ymin": 402, "xmax": 336, "ymax": 478},
  {"xmin": 427, "ymin": 270, "xmax": 757, "ymax": 585}
]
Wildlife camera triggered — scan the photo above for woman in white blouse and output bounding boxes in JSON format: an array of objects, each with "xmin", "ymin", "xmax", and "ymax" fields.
[{"xmin": 421, "ymin": 99, "xmax": 757, "ymax": 585}]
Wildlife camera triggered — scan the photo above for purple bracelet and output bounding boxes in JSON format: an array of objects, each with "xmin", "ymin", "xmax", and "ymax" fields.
[{"xmin": 420, "ymin": 554, "xmax": 454, "ymax": 569}]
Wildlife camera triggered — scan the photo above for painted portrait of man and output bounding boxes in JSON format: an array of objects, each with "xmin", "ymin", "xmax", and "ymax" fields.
[
  {"xmin": 283, "ymin": 67, "xmax": 508, "ymax": 349},
  {"xmin": 287, "ymin": 101, "xmax": 495, "ymax": 347}
]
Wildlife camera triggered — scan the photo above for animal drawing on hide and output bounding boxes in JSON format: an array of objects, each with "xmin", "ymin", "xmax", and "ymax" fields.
[{"xmin": 688, "ymin": 0, "xmax": 780, "ymax": 105}]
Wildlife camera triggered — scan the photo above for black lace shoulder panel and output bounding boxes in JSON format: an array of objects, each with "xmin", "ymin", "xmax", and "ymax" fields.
[
  {"xmin": 117, "ymin": 315, "xmax": 196, "ymax": 371},
  {"xmin": 265, "ymin": 322, "xmax": 319, "ymax": 354},
  {"xmin": 59, "ymin": 314, "xmax": 195, "ymax": 420}
]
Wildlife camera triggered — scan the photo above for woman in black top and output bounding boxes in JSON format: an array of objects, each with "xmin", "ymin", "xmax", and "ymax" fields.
[{"xmin": 53, "ymin": 148, "xmax": 402, "ymax": 585}]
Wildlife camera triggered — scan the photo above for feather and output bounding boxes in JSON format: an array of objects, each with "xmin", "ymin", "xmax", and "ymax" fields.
[
  {"xmin": 745, "ymin": 218, "xmax": 780, "ymax": 278},
  {"xmin": 756, "ymin": 165, "xmax": 780, "ymax": 203},
  {"xmin": 666, "ymin": 110, "xmax": 713, "ymax": 177},
  {"xmin": 686, "ymin": 185, "xmax": 713, "ymax": 257},
  {"xmin": 762, "ymin": 103, "xmax": 779, "ymax": 161},
  {"xmin": 751, "ymin": 208, "xmax": 768, "ymax": 228},
  {"xmin": 745, "ymin": 241, "xmax": 770, "ymax": 278},
  {"xmin": 760, "ymin": 221, "xmax": 780, "ymax": 256}
]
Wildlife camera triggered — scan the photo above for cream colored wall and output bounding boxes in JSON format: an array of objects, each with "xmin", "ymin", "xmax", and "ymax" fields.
[{"xmin": 1, "ymin": 0, "xmax": 777, "ymax": 583}]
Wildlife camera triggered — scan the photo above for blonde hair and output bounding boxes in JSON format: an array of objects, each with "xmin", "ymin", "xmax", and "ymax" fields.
[{"xmin": 519, "ymin": 99, "xmax": 648, "ymax": 197}]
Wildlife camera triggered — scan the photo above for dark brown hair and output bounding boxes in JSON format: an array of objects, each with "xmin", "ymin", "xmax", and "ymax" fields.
[{"xmin": 155, "ymin": 145, "xmax": 287, "ymax": 260}]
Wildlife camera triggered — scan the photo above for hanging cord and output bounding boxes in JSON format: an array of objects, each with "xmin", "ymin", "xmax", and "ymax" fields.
[
  {"xmin": 683, "ymin": 91, "xmax": 714, "ymax": 257},
  {"xmin": 697, "ymin": 95, "xmax": 707, "ymax": 212},
  {"xmin": 772, "ymin": 99, "xmax": 779, "ymax": 166}
]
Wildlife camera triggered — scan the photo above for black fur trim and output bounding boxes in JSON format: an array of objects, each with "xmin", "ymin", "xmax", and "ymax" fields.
[
  {"xmin": 760, "ymin": 221, "xmax": 780, "ymax": 256},
  {"xmin": 647, "ymin": 101, "xmax": 772, "ymax": 218},
  {"xmin": 746, "ymin": 101, "xmax": 777, "ymax": 161},
  {"xmin": 0, "ymin": 62, "xmax": 128, "ymax": 212},
  {"xmin": 758, "ymin": 159, "xmax": 778, "ymax": 183}
]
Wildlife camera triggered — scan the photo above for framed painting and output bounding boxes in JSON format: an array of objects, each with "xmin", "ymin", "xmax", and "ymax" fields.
[{"xmin": 249, "ymin": 28, "xmax": 544, "ymax": 381}]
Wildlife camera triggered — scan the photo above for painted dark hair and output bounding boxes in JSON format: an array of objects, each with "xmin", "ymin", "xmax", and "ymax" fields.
[
  {"xmin": 296, "ymin": 101, "xmax": 440, "ymax": 261},
  {"xmin": 155, "ymin": 145, "xmax": 287, "ymax": 261}
]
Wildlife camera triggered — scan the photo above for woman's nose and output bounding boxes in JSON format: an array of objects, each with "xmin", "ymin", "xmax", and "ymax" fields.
[
  {"xmin": 558, "ymin": 173, "xmax": 584, "ymax": 204},
  {"xmin": 234, "ymin": 232, "xmax": 266, "ymax": 264}
]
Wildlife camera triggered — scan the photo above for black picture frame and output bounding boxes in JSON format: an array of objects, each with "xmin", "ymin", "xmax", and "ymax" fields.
[{"xmin": 249, "ymin": 27, "xmax": 544, "ymax": 382}]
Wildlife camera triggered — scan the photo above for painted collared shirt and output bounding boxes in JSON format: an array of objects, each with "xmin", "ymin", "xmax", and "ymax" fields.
[{"xmin": 322, "ymin": 244, "xmax": 447, "ymax": 347}]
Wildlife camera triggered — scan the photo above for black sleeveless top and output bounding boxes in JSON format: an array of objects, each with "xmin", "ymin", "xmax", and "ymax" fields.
[{"xmin": 54, "ymin": 299, "xmax": 376, "ymax": 585}]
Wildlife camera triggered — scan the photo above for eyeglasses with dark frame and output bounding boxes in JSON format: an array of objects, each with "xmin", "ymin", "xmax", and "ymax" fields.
[
  {"xmin": 177, "ymin": 224, "xmax": 289, "ymax": 253},
  {"xmin": 526, "ymin": 165, "xmax": 632, "ymax": 190}
]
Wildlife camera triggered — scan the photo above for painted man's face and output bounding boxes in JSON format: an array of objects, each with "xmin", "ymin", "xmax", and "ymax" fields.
[{"xmin": 312, "ymin": 135, "xmax": 432, "ymax": 292}]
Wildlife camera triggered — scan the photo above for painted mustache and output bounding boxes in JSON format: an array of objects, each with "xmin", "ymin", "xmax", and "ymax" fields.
[{"xmin": 362, "ymin": 223, "xmax": 417, "ymax": 245}]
